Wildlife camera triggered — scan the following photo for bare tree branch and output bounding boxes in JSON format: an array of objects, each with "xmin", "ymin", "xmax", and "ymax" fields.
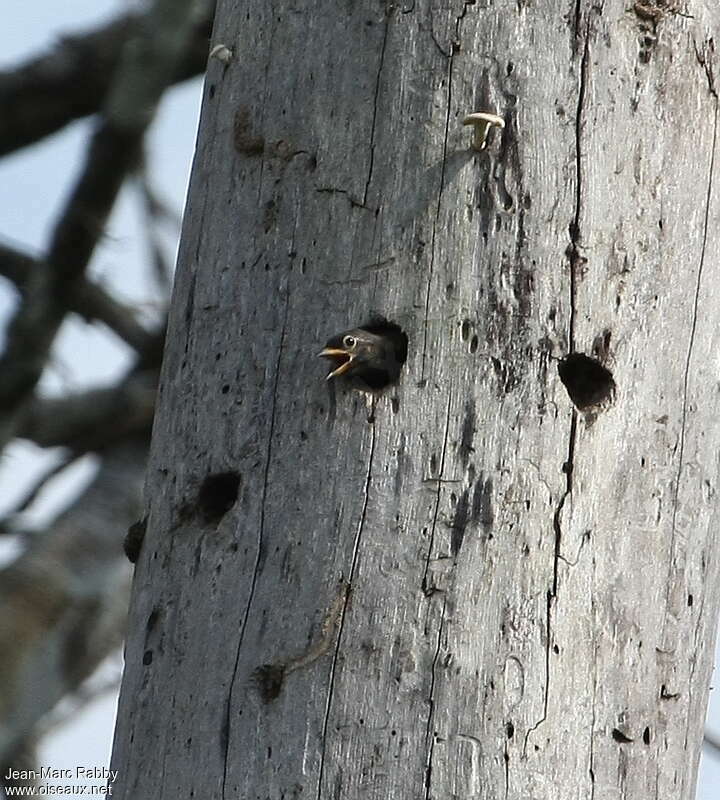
[
  {"xmin": 41, "ymin": 665, "xmax": 123, "ymax": 737},
  {"xmin": 0, "ymin": 437, "xmax": 147, "ymax": 768},
  {"xmin": 705, "ymin": 731, "xmax": 720, "ymax": 758},
  {"xmin": 0, "ymin": 454, "xmax": 81, "ymax": 534},
  {"xmin": 1, "ymin": 737, "xmax": 38, "ymax": 798},
  {"xmin": 0, "ymin": 0, "xmax": 212, "ymax": 443},
  {"xmin": 0, "ymin": 5, "xmax": 214, "ymax": 157},
  {"xmin": 17, "ymin": 369, "xmax": 158, "ymax": 452},
  {"xmin": 136, "ymin": 174, "xmax": 179, "ymax": 293},
  {"xmin": 0, "ymin": 243, "xmax": 157, "ymax": 352}
]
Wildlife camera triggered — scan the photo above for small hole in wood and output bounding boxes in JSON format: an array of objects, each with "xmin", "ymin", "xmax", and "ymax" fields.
[
  {"xmin": 198, "ymin": 471, "xmax": 241, "ymax": 523},
  {"xmin": 558, "ymin": 353, "xmax": 615, "ymax": 410}
]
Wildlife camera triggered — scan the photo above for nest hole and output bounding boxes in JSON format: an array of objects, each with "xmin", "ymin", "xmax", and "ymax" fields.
[
  {"xmin": 558, "ymin": 353, "xmax": 615, "ymax": 410},
  {"xmin": 198, "ymin": 471, "xmax": 241, "ymax": 523}
]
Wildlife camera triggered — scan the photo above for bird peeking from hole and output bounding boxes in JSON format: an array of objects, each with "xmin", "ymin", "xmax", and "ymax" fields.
[{"xmin": 319, "ymin": 318, "xmax": 408, "ymax": 392}]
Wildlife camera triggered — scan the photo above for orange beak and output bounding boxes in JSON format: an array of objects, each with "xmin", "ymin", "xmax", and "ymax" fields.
[{"xmin": 318, "ymin": 347, "xmax": 356, "ymax": 380}]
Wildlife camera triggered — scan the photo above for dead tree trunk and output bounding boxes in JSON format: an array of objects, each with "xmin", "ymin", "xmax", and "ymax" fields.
[{"xmin": 110, "ymin": 2, "xmax": 720, "ymax": 798}]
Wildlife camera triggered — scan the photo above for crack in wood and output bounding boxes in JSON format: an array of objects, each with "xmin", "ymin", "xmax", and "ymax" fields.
[
  {"xmin": 423, "ymin": 593, "xmax": 448, "ymax": 800},
  {"xmin": 504, "ymin": 739, "xmax": 510, "ymax": 800},
  {"xmin": 662, "ymin": 98, "xmax": 718, "ymax": 652},
  {"xmin": 589, "ymin": 628, "xmax": 597, "ymax": 800},
  {"xmin": 420, "ymin": 3, "xmax": 475, "ymax": 382},
  {"xmin": 221, "ymin": 289, "xmax": 290, "ymax": 800},
  {"xmin": 524, "ymin": 411, "xmax": 577, "ymax": 757},
  {"xmin": 567, "ymin": 17, "xmax": 592, "ymax": 353},
  {"xmin": 362, "ymin": 15, "xmax": 390, "ymax": 206},
  {"xmin": 694, "ymin": 39, "xmax": 718, "ymax": 98},
  {"xmin": 420, "ymin": 391, "xmax": 453, "ymax": 798},
  {"xmin": 422, "ymin": 391, "xmax": 454, "ymax": 595},
  {"xmin": 254, "ymin": 581, "xmax": 350, "ymax": 702},
  {"xmin": 316, "ymin": 415, "xmax": 376, "ymax": 800}
]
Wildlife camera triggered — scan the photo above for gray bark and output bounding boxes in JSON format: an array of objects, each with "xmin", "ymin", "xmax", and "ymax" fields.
[{"xmin": 111, "ymin": 2, "xmax": 720, "ymax": 799}]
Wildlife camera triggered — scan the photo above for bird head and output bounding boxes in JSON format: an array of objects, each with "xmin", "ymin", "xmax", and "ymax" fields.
[
  {"xmin": 318, "ymin": 328, "xmax": 384, "ymax": 380},
  {"xmin": 319, "ymin": 319, "xmax": 408, "ymax": 391}
]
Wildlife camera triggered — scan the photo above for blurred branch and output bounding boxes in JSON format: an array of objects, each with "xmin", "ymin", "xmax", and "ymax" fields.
[
  {"xmin": 0, "ymin": 437, "xmax": 147, "ymax": 768},
  {"xmin": 706, "ymin": 731, "xmax": 720, "ymax": 757},
  {"xmin": 0, "ymin": 0, "xmax": 212, "ymax": 444},
  {"xmin": 1, "ymin": 737, "xmax": 38, "ymax": 798},
  {"xmin": 0, "ymin": 242, "xmax": 158, "ymax": 352},
  {"xmin": 136, "ymin": 174, "xmax": 180, "ymax": 293},
  {"xmin": 18, "ymin": 369, "xmax": 158, "ymax": 452},
  {"xmin": 0, "ymin": 454, "xmax": 80, "ymax": 535},
  {"xmin": 0, "ymin": 4, "xmax": 215, "ymax": 157}
]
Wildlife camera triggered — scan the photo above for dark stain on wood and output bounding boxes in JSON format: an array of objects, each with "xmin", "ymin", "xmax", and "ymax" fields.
[
  {"xmin": 472, "ymin": 475, "xmax": 494, "ymax": 529},
  {"xmin": 459, "ymin": 398, "xmax": 476, "ymax": 467},
  {"xmin": 233, "ymin": 107, "xmax": 265, "ymax": 156},
  {"xmin": 254, "ymin": 662, "xmax": 287, "ymax": 702},
  {"xmin": 263, "ymin": 198, "xmax": 277, "ymax": 232},
  {"xmin": 451, "ymin": 489, "xmax": 470, "ymax": 557}
]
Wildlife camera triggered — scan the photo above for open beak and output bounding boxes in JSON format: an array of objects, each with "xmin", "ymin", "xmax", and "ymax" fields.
[{"xmin": 318, "ymin": 347, "xmax": 355, "ymax": 380}]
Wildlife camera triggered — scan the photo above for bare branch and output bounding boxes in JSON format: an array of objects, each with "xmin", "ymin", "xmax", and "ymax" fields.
[
  {"xmin": 1, "ymin": 737, "xmax": 38, "ymax": 798},
  {"xmin": 0, "ymin": 6, "xmax": 214, "ymax": 157},
  {"xmin": 136, "ymin": 173, "xmax": 180, "ymax": 293},
  {"xmin": 0, "ymin": 0, "xmax": 212, "ymax": 443},
  {"xmin": 0, "ymin": 454, "xmax": 80, "ymax": 532},
  {"xmin": 0, "ymin": 438, "xmax": 147, "ymax": 767},
  {"xmin": 0, "ymin": 242, "xmax": 158, "ymax": 352},
  {"xmin": 17, "ymin": 369, "xmax": 158, "ymax": 452},
  {"xmin": 40, "ymin": 661, "xmax": 123, "ymax": 737},
  {"xmin": 705, "ymin": 731, "xmax": 720, "ymax": 758}
]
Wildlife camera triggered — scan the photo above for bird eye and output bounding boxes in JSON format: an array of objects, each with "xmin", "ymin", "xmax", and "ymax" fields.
[{"xmin": 343, "ymin": 335, "xmax": 357, "ymax": 349}]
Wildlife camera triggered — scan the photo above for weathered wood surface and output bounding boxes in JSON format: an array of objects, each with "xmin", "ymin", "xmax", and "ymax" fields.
[{"xmin": 111, "ymin": 2, "xmax": 720, "ymax": 798}]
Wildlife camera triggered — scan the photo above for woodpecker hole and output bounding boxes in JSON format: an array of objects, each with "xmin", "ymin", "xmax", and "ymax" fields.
[
  {"xmin": 611, "ymin": 728, "xmax": 633, "ymax": 743},
  {"xmin": 364, "ymin": 317, "xmax": 408, "ymax": 387},
  {"xmin": 198, "ymin": 471, "xmax": 241, "ymax": 523},
  {"xmin": 558, "ymin": 353, "xmax": 615, "ymax": 410}
]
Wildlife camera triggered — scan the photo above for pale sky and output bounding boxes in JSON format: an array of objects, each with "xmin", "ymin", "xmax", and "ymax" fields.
[{"xmin": 0, "ymin": 2, "xmax": 718, "ymax": 797}]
